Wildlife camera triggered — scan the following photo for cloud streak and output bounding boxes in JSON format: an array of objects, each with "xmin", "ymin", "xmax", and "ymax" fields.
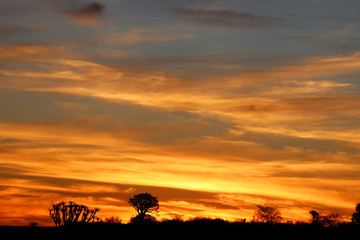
[
  {"xmin": 1, "ymin": 44, "xmax": 360, "ymax": 147},
  {"xmin": 171, "ymin": 8, "xmax": 288, "ymax": 29},
  {"xmin": 104, "ymin": 27, "xmax": 196, "ymax": 45}
]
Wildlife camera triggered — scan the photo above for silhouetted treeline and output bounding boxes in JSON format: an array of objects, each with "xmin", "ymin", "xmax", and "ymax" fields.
[
  {"xmin": 3, "ymin": 194, "xmax": 360, "ymax": 240},
  {"xmin": 2, "ymin": 219, "xmax": 360, "ymax": 240},
  {"xmin": 46, "ymin": 195, "xmax": 360, "ymax": 228}
]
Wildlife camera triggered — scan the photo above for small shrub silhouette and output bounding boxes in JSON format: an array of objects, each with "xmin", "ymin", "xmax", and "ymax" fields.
[
  {"xmin": 129, "ymin": 214, "xmax": 157, "ymax": 224},
  {"xmin": 351, "ymin": 203, "xmax": 360, "ymax": 224},
  {"xmin": 105, "ymin": 216, "xmax": 122, "ymax": 224}
]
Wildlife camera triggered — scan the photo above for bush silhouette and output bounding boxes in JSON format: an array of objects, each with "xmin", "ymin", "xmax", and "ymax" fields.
[
  {"xmin": 105, "ymin": 216, "xmax": 122, "ymax": 224},
  {"xmin": 321, "ymin": 213, "xmax": 343, "ymax": 227},
  {"xmin": 129, "ymin": 214, "xmax": 157, "ymax": 224},
  {"xmin": 351, "ymin": 203, "xmax": 360, "ymax": 224},
  {"xmin": 49, "ymin": 201, "xmax": 100, "ymax": 227},
  {"xmin": 128, "ymin": 192, "xmax": 159, "ymax": 222},
  {"xmin": 309, "ymin": 210, "xmax": 343, "ymax": 227}
]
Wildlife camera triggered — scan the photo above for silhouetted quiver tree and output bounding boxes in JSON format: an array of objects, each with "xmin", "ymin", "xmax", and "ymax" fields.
[
  {"xmin": 129, "ymin": 192, "xmax": 159, "ymax": 222},
  {"xmin": 49, "ymin": 201, "xmax": 100, "ymax": 227}
]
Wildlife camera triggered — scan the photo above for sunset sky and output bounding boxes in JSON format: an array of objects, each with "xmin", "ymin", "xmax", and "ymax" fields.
[{"xmin": 1, "ymin": 0, "xmax": 360, "ymax": 226}]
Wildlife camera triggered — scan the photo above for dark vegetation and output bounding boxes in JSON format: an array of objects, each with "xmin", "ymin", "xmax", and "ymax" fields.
[
  {"xmin": 128, "ymin": 192, "xmax": 159, "ymax": 223},
  {"xmin": 2, "ymin": 193, "xmax": 360, "ymax": 240},
  {"xmin": 49, "ymin": 201, "xmax": 100, "ymax": 227},
  {"xmin": 2, "ymin": 218, "xmax": 360, "ymax": 240}
]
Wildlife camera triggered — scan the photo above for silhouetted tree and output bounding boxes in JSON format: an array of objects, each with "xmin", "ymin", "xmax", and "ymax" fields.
[
  {"xmin": 128, "ymin": 192, "xmax": 159, "ymax": 222},
  {"xmin": 351, "ymin": 203, "xmax": 360, "ymax": 224},
  {"xmin": 309, "ymin": 210, "xmax": 320, "ymax": 224},
  {"xmin": 253, "ymin": 205, "xmax": 282, "ymax": 224},
  {"xmin": 49, "ymin": 201, "xmax": 100, "ymax": 227}
]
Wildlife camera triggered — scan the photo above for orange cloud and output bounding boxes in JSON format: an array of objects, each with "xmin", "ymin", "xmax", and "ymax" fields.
[
  {"xmin": 229, "ymin": 52, "xmax": 360, "ymax": 84},
  {"xmin": 2, "ymin": 46, "xmax": 359, "ymax": 147},
  {"xmin": 104, "ymin": 27, "xmax": 196, "ymax": 45},
  {"xmin": 1, "ymin": 117, "xmax": 358, "ymax": 225},
  {"xmin": 1, "ymin": 44, "xmax": 360, "ymax": 225},
  {"xmin": 0, "ymin": 44, "xmax": 73, "ymax": 61}
]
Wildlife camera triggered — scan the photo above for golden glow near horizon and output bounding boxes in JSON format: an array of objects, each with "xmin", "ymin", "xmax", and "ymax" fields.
[{"xmin": 1, "ymin": 0, "xmax": 360, "ymax": 226}]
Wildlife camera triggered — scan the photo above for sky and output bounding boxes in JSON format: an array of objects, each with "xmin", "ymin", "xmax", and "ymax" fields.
[{"xmin": 1, "ymin": 0, "xmax": 360, "ymax": 226}]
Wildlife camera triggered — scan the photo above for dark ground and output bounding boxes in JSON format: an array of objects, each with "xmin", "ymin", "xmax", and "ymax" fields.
[{"xmin": 1, "ymin": 221, "xmax": 360, "ymax": 240}]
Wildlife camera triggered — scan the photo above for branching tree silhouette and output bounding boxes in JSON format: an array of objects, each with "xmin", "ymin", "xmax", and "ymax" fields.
[
  {"xmin": 49, "ymin": 201, "xmax": 100, "ymax": 227},
  {"xmin": 253, "ymin": 205, "xmax": 282, "ymax": 224},
  {"xmin": 351, "ymin": 202, "xmax": 360, "ymax": 224},
  {"xmin": 128, "ymin": 192, "xmax": 159, "ymax": 222}
]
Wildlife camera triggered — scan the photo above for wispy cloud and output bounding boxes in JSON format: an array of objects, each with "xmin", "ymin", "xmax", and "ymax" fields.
[
  {"xmin": 104, "ymin": 27, "xmax": 196, "ymax": 45},
  {"xmin": 171, "ymin": 8, "xmax": 288, "ymax": 29},
  {"xmin": 1, "ymin": 44, "xmax": 359, "ymax": 145}
]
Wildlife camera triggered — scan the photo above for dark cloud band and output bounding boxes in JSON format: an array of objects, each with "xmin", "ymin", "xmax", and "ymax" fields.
[{"xmin": 171, "ymin": 8, "xmax": 287, "ymax": 29}]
